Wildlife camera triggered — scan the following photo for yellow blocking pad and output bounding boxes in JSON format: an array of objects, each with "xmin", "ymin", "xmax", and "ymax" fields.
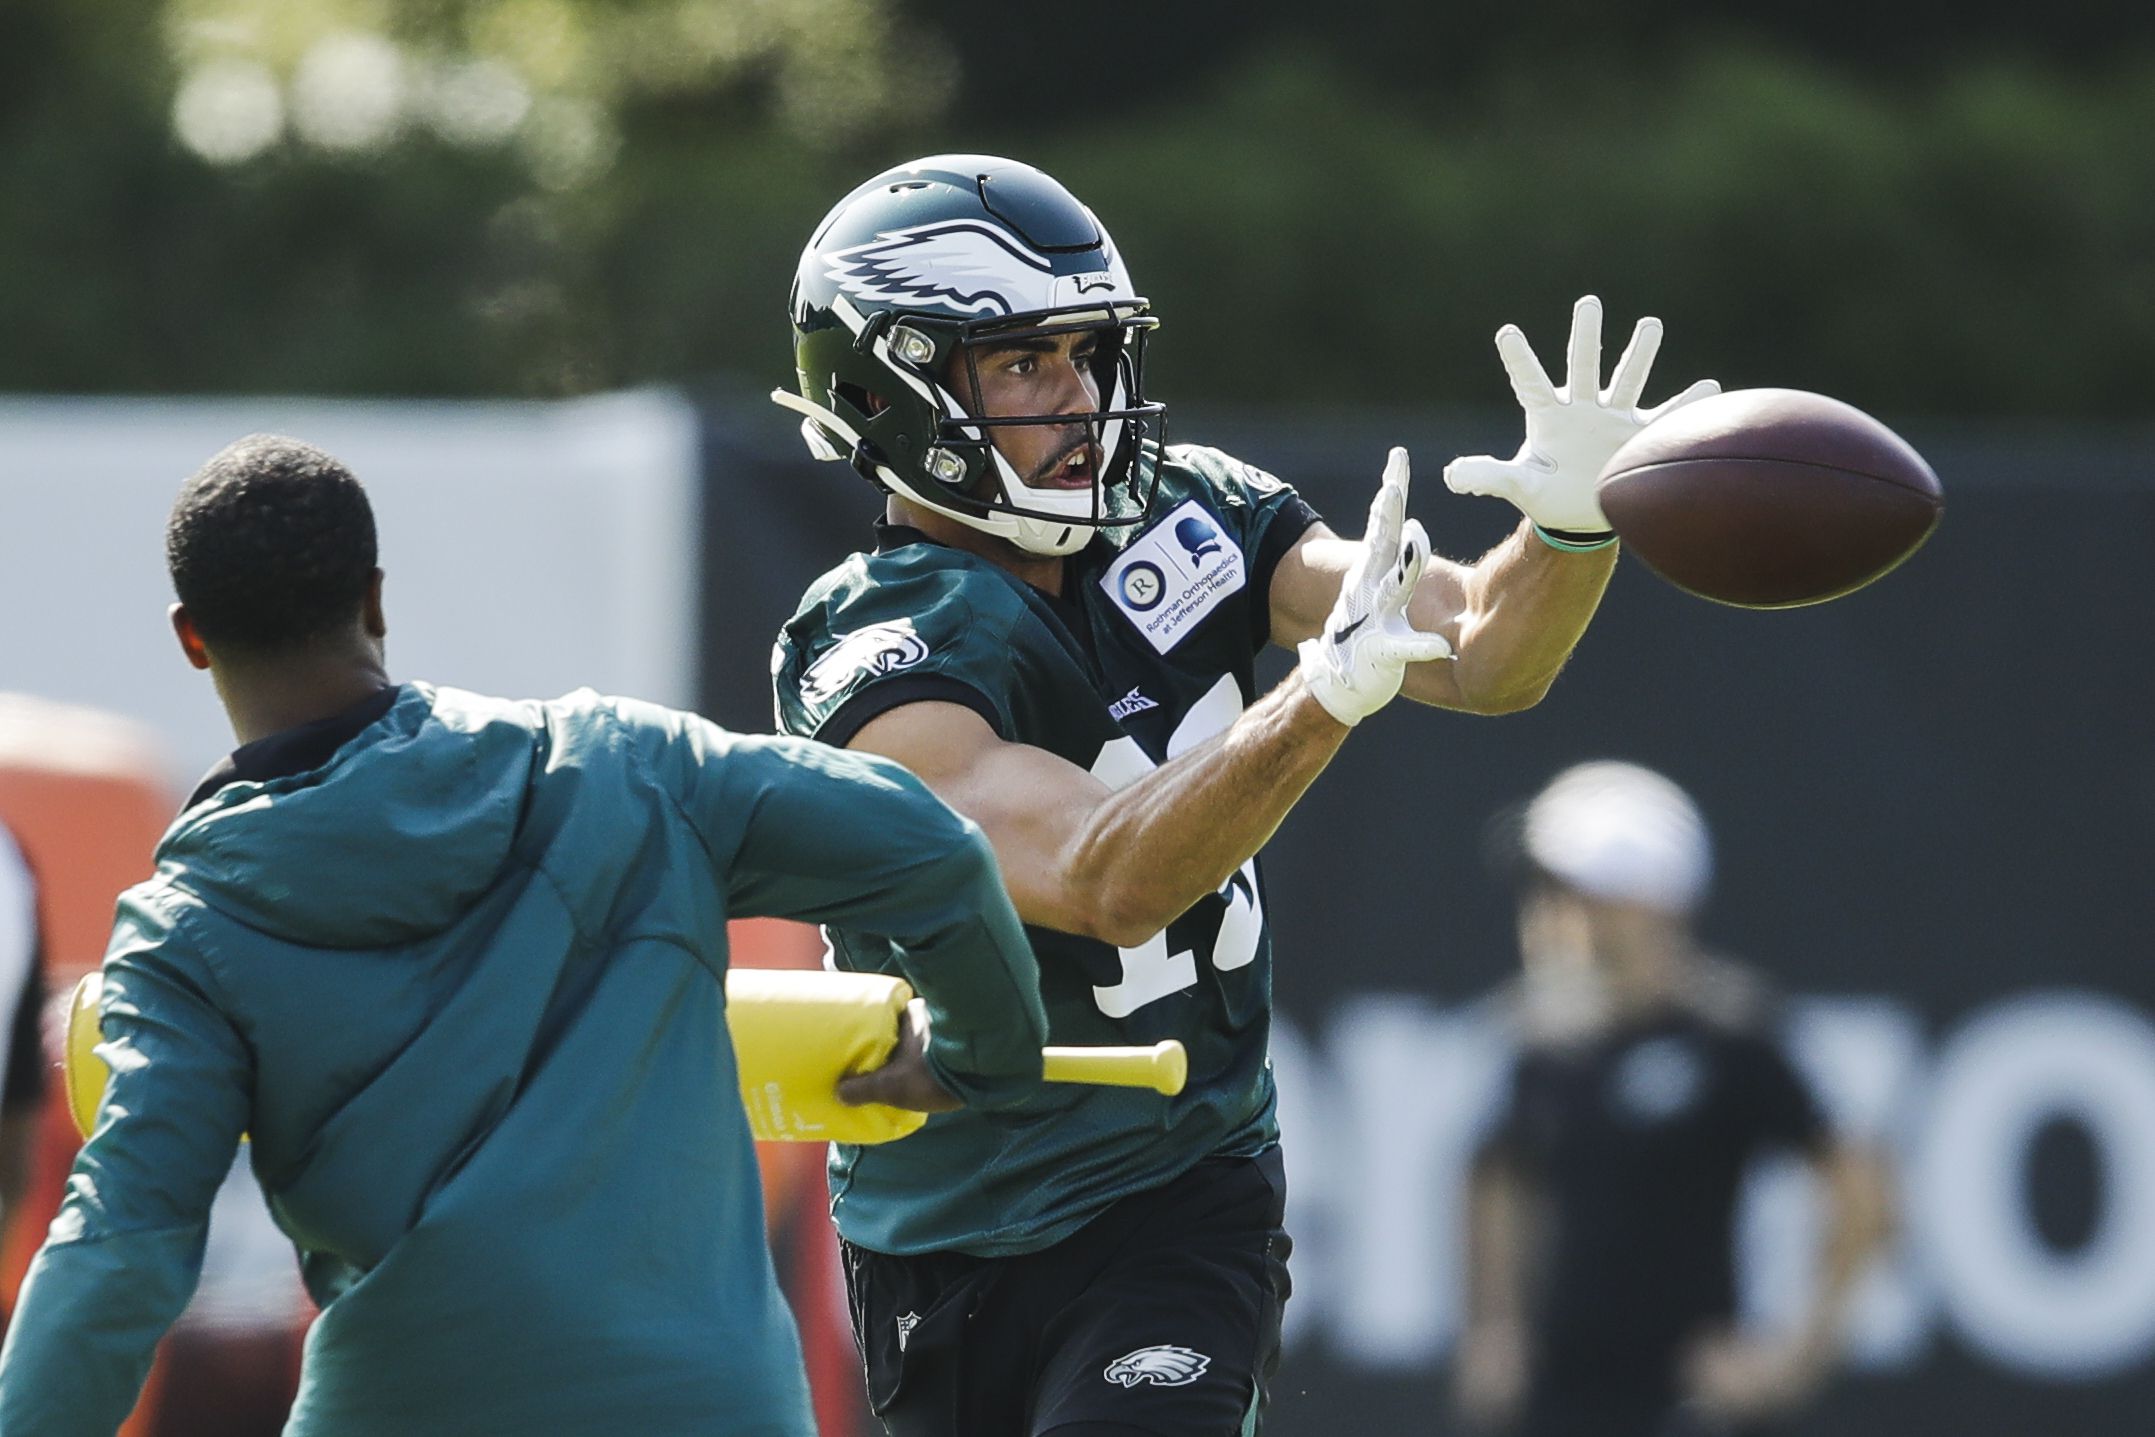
[
  {"xmin": 725, "ymin": 967, "xmax": 927, "ymax": 1144},
  {"xmin": 62, "ymin": 967, "xmax": 925, "ymax": 1146},
  {"xmin": 65, "ymin": 968, "xmax": 1190, "ymax": 1146},
  {"xmin": 63, "ymin": 971, "xmax": 104, "ymax": 1143}
]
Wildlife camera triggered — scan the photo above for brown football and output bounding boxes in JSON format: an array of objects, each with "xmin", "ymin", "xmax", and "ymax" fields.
[{"xmin": 1596, "ymin": 388, "xmax": 1943, "ymax": 608}]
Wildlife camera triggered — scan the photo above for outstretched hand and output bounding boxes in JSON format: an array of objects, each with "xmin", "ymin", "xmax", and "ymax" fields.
[
  {"xmin": 1296, "ymin": 447, "xmax": 1454, "ymax": 727},
  {"xmin": 1681, "ymin": 1327, "xmax": 1826, "ymax": 1424},
  {"xmin": 835, "ymin": 999, "xmax": 962, "ymax": 1113},
  {"xmin": 1444, "ymin": 295, "xmax": 1720, "ymax": 537}
]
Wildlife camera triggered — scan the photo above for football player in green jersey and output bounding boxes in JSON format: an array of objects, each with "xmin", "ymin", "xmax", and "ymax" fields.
[{"xmin": 771, "ymin": 155, "xmax": 1720, "ymax": 1437}]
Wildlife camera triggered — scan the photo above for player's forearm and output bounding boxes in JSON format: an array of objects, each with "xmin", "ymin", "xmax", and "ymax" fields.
[
  {"xmin": 1060, "ymin": 676, "xmax": 1344, "ymax": 945},
  {"xmin": 1791, "ymin": 1144, "xmax": 1894, "ymax": 1361},
  {"xmin": 1463, "ymin": 1161, "xmax": 1532, "ymax": 1326},
  {"xmin": 0, "ymin": 1221, "xmax": 210, "ymax": 1436},
  {"xmin": 1402, "ymin": 524, "xmax": 1614, "ymax": 713},
  {"xmin": 718, "ymin": 739, "xmax": 1050, "ymax": 1095},
  {"xmin": 896, "ymin": 834, "xmax": 1050, "ymax": 1105}
]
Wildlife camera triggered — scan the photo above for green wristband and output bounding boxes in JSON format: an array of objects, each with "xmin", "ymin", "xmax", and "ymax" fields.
[{"xmin": 1533, "ymin": 524, "xmax": 1619, "ymax": 553}]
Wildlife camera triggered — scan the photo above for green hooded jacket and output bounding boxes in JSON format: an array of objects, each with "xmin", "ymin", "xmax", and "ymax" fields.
[{"xmin": 0, "ymin": 684, "xmax": 1045, "ymax": 1436}]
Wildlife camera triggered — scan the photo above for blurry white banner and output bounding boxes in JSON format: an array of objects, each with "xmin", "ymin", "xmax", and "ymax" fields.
[
  {"xmin": 0, "ymin": 391, "xmax": 700, "ymax": 779},
  {"xmin": 1278, "ymin": 987, "xmax": 2155, "ymax": 1382}
]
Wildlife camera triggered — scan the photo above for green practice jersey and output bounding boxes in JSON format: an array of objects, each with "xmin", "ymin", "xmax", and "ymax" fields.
[{"xmin": 774, "ymin": 444, "xmax": 1322, "ymax": 1257}]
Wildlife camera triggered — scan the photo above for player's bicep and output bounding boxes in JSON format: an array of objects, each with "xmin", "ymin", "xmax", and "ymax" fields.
[
  {"xmin": 1265, "ymin": 522, "xmax": 1349, "ymax": 648},
  {"xmin": 1269, "ymin": 522, "xmax": 1475, "ymax": 707},
  {"xmin": 847, "ymin": 700, "xmax": 1111, "ymax": 937}
]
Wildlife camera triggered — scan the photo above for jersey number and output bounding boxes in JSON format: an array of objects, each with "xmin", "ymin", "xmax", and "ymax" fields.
[{"xmin": 1086, "ymin": 676, "xmax": 1263, "ymax": 1019}]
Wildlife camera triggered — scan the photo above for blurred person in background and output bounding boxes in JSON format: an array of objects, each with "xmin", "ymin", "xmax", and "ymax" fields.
[
  {"xmin": 0, "ymin": 435, "xmax": 1051, "ymax": 1436},
  {"xmin": 0, "ymin": 822, "xmax": 49, "ymax": 1259},
  {"xmin": 771, "ymin": 155, "xmax": 1717, "ymax": 1437},
  {"xmin": 1457, "ymin": 762, "xmax": 1892, "ymax": 1437}
]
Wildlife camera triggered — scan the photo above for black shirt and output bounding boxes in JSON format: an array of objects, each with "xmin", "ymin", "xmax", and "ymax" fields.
[
  {"xmin": 1484, "ymin": 1000, "xmax": 1827, "ymax": 1398},
  {"xmin": 1, "ymin": 824, "xmax": 47, "ymax": 1114},
  {"xmin": 184, "ymin": 685, "xmax": 402, "ymax": 810}
]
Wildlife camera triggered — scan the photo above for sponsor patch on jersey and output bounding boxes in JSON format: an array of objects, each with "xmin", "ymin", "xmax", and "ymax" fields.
[
  {"xmin": 799, "ymin": 618, "xmax": 929, "ymax": 704},
  {"xmin": 1101, "ymin": 500, "xmax": 1246, "ymax": 654},
  {"xmin": 1104, "ymin": 1344, "xmax": 1211, "ymax": 1388}
]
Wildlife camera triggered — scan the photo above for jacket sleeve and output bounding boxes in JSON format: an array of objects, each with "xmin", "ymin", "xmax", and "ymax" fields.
[
  {"xmin": 0, "ymin": 902, "xmax": 250, "ymax": 1436},
  {"xmin": 654, "ymin": 717, "xmax": 1047, "ymax": 1110}
]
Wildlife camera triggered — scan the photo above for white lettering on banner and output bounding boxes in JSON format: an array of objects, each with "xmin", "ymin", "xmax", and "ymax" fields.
[
  {"xmin": 1915, "ymin": 991, "xmax": 2155, "ymax": 1377},
  {"xmin": 1264, "ymin": 1018, "xmax": 1335, "ymax": 1351},
  {"xmin": 1272, "ymin": 988, "xmax": 2155, "ymax": 1383},
  {"xmin": 1747, "ymin": 999, "xmax": 1934, "ymax": 1369},
  {"xmin": 1334, "ymin": 999, "xmax": 1504, "ymax": 1364}
]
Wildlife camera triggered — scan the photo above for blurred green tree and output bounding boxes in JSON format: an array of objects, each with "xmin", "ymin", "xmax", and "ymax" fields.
[{"xmin": 0, "ymin": 1, "xmax": 2149, "ymax": 419}]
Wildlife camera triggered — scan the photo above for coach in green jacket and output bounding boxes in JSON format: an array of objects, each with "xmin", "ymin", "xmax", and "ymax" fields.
[{"xmin": 0, "ymin": 435, "xmax": 1048, "ymax": 1436}]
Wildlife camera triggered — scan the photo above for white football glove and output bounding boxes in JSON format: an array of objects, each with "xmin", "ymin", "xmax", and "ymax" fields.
[
  {"xmin": 1443, "ymin": 295, "xmax": 1720, "ymax": 540},
  {"xmin": 1298, "ymin": 447, "xmax": 1455, "ymax": 727}
]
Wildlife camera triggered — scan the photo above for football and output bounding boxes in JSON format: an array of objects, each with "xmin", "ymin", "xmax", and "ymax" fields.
[{"xmin": 1596, "ymin": 388, "xmax": 1944, "ymax": 608}]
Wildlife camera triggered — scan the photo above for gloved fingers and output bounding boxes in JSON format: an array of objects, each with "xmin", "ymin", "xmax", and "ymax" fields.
[
  {"xmin": 1361, "ymin": 450, "xmax": 1408, "ymax": 565},
  {"xmin": 1442, "ymin": 454, "xmax": 1522, "ymax": 499},
  {"xmin": 1382, "ymin": 445, "xmax": 1413, "ymax": 500},
  {"xmin": 1564, "ymin": 295, "xmax": 1605, "ymax": 403},
  {"xmin": 1494, "ymin": 324, "xmax": 1557, "ymax": 411},
  {"xmin": 1643, "ymin": 377, "xmax": 1723, "ymax": 423},
  {"xmin": 1603, "ymin": 315, "xmax": 1663, "ymax": 412}
]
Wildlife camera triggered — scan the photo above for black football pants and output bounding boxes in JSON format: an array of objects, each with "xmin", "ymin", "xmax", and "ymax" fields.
[{"xmin": 843, "ymin": 1151, "xmax": 1292, "ymax": 1437}]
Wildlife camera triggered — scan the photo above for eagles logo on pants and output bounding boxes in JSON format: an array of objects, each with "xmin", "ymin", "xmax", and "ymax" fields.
[{"xmin": 843, "ymin": 1153, "xmax": 1290, "ymax": 1436}]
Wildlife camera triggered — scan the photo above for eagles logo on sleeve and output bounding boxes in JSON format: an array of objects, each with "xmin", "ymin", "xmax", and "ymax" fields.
[
  {"xmin": 799, "ymin": 618, "xmax": 931, "ymax": 705},
  {"xmin": 1103, "ymin": 1344, "xmax": 1212, "ymax": 1388}
]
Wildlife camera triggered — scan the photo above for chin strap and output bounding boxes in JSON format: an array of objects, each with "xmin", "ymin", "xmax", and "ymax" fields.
[{"xmin": 1010, "ymin": 515, "xmax": 1086, "ymax": 557}]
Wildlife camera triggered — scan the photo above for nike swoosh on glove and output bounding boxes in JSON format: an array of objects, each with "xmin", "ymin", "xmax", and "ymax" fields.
[{"xmin": 1298, "ymin": 447, "xmax": 1455, "ymax": 727}]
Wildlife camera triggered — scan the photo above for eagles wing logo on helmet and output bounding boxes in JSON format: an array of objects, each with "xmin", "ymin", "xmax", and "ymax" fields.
[
  {"xmin": 1102, "ymin": 1345, "xmax": 1212, "ymax": 1388},
  {"xmin": 824, "ymin": 221, "xmax": 1059, "ymax": 318},
  {"xmin": 799, "ymin": 619, "xmax": 931, "ymax": 704}
]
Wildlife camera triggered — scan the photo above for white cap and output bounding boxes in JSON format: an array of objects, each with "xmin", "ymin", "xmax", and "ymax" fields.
[{"xmin": 1521, "ymin": 761, "xmax": 1712, "ymax": 913}]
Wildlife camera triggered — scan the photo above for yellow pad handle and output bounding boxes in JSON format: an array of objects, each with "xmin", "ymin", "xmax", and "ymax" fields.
[
  {"xmin": 64, "ymin": 968, "xmax": 1192, "ymax": 1146},
  {"xmin": 1043, "ymin": 1041, "xmax": 1187, "ymax": 1096}
]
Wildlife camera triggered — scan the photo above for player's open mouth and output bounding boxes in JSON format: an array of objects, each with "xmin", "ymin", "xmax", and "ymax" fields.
[{"xmin": 1033, "ymin": 442, "xmax": 1100, "ymax": 490}]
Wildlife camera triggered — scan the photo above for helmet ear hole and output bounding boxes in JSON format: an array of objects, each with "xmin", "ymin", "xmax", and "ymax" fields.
[{"xmin": 834, "ymin": 381, "xmax": 884, "ymax": 420}]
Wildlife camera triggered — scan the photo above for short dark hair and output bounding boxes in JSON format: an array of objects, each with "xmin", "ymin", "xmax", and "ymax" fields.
[{"xmin": 166, "ymin": 435, "xmax": 378, "ymax": 651}]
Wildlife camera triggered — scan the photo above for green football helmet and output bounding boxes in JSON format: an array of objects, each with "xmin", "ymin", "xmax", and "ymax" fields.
[{"xmin": 773, "ymin": 155, "xmax": 1166, "ymax": 557}]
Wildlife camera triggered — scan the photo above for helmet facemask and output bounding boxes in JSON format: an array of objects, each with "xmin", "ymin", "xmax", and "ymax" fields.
[{"xmin": 875, "ymin": 306, "xmax": 1164, "ymax": 556}]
